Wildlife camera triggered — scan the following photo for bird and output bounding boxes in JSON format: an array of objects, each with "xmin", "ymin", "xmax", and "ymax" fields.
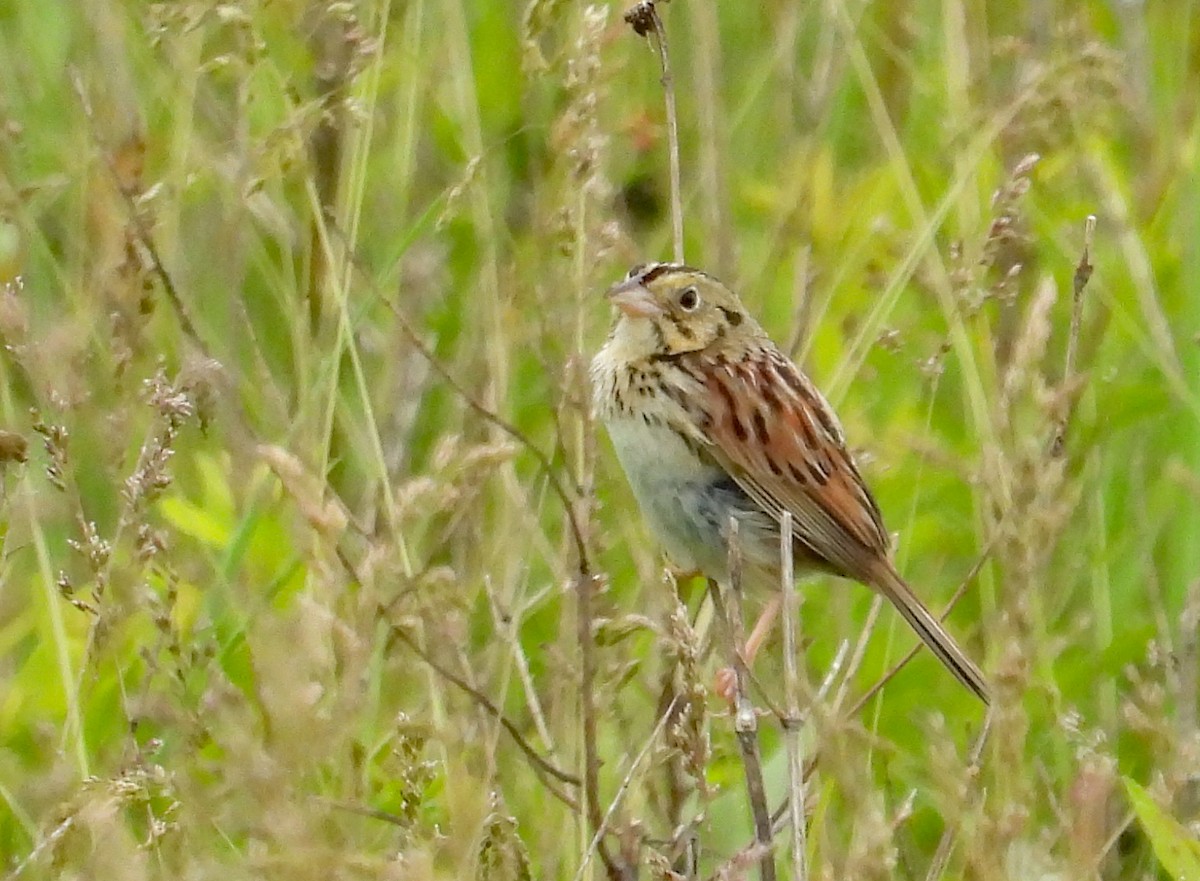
[{"xmin": 590, "ymin": 261, "xmax": 989, "ymax": 704}]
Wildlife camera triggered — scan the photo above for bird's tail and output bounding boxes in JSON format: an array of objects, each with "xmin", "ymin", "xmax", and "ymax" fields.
[{"xmin": 869, "ymin": 561, "xmax": 990, "ymax": 705}]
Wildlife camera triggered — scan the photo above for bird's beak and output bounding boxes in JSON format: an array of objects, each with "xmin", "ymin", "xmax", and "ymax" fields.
[{"xmin": 606, "ymin": 280, "xmax": 663, "ymax": 318}]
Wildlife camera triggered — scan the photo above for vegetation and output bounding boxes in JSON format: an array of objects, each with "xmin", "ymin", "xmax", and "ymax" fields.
[{"xmin": 0, "ymin": 1, "xmax": 1197, "ymax": 878}]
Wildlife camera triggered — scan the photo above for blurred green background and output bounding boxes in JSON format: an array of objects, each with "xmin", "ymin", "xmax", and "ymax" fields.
[{"xmin": 0, "ymin": 0, "xmax": 1198, "ymax": 878}]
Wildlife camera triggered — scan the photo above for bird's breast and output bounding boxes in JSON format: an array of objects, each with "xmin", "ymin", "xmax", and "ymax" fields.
[
  {"xmin": 600, "ymin": 410, "xmax": 777, "ymax": 578},
  {"xmin": 602, "ymin": 411, "xmax": 720, "ymax": 492},
  {"xmin": 592, "ymin": 350, "xmax": 781, "ymax": 578}
]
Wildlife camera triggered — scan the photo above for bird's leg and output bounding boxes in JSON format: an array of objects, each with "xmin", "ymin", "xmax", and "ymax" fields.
[
  {"xmin": 744, "ymin": 592, "xmax": 783, "ymax": 662},
  {"xmin": 714, "ymin": 593, "xmax": 783, "ymax": 702}
]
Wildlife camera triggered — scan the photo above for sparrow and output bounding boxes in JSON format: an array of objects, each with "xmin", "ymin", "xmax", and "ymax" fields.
[{"xmin": 590, "ymin": 262, "xmax": 989, "ymax": 704}]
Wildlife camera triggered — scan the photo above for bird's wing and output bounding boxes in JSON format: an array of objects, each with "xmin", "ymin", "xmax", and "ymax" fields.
[
  {"xmin": 687, "ymin": 345, "xmax": 891, "ymax": 581},
  {"xmin": 681, "ymin": 344, "xmax": 990, "ymax": 704}
]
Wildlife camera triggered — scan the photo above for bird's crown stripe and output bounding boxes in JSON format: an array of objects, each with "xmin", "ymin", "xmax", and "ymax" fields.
[{"xmin": 630, "ymin": 262, "xmax": 706, "ymax": 285}]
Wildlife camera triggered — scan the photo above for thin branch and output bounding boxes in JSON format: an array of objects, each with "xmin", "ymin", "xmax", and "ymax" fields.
[
  {"xmin": 778, "ymin": 513, "xmax": 808, "ymax": 881},
  {"xmin": 625, "ymin": 1, "xmax": 684, "ymax": 262},
  {"xmin": 767, "ymin": 640, "xmax": 850, "ymax": 834},
  {"xmin": 923, "ymin": 712, "xmax": 993, "ymax": 881},
  {"xmin": 710, "ymin": 517, "xmax": 777, "ymax": 881},
  {"xmin": 1096, "ymin": 809, "xmax": 1136, "ymax": 866},
  {"xmin": 1179, "ymin": 579, "xmax": 1200, "ymax": 738},
  {"xmin": 328, "ymin": 208, "xmax": 608, "ymax": 872},
  {"xmin": 388, "ymin": 626, "xmax": 581, "ymax": 798},
  {"xmin": 1051, "ymin": 213, "xmax": 1096, "ymax": 456},
  {"xmin": 4, "ymin": 816, "xmax": 74, "ymax": 881},
  {"xmin": 576, "ymin": 573, "xmax": 631, "ymax": 880},
  {"xmin": 707, "ymin": 841, "xmax": 774, "ymax": 881},
  {"xmin": 370, "ymin": 271, "xmax": 591, "ymax": 576},
  {"xmin": 573, "ymin": 696, "xmax": 681, "ymax": 881},
  {"xmin": 830, "ymin": 594, "xmax": 885, "ymax": 712},
  {"xmin": 316, "ymin": 797, "xmax": 411, "ymax": 827},
  {"xmin": 69, "ymin": 69, "xmax": 213, "ymax": 362},
  {"xmin": 815, "ymin": 640, "xmax": 851, "ymax": 704},
  {"xmin": 484, "ymin": 575, "xmax": 555, "ymax": 749}
]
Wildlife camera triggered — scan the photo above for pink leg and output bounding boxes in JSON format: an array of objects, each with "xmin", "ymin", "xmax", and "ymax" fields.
[
  {"xmin": 744, "ymin": 593, "xmax": 783, "ymax": 663},
  {"xmin": 715, "ymin": 593, "xmax": 784, "ymax": 701}
]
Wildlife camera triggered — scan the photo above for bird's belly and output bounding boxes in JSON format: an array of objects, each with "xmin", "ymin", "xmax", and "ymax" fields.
[{"xmin": 603, "ymin": 415, "xmax": 777, "ymax": 579}]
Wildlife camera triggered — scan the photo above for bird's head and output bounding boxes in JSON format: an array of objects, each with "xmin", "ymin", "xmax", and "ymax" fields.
[{"xmin": 604, "ymin": 262, "xmax": 758, "ymax": 360}]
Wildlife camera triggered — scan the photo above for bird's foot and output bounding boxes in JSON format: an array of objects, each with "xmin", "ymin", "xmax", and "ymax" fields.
[{"xmin": 714, "ymin": 666, "xmax": 739, "ymax": 703}]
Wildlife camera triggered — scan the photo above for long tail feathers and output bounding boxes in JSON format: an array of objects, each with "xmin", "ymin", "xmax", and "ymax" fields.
[{"xmin": 870, "ymin": 561, "xmax": 990, "ymax": 705}]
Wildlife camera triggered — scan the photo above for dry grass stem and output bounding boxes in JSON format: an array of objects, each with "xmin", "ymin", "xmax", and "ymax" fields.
[
  {"xmin": 711, "ymin": 516, "xmax": 776, "ymax": 881},
  {"xmin": 922, "ymin": 714, "xmax": 993, "ymax": 881},
  {"xmin": 572, "ymin": 695, "xmax": 681, "ymax": 881},
  {"xmin": 778, "ymin": 513, "xmax": 809, "ymax": 881},
  {"xmin": 624, "ymin": 0, "xmax": 684, "ymax": 262},
  {"xmin": 484, "ymin": 575, "xmax": 556, "ymax": 750},
  {"xmin": 1178, "ymin": 580, "xmax": 1200, "ymax": 740},
  {"xmin": 830, "ymin": 593, "xmax": 885, "ymax": 713},
  {"xmin": 576, "ymin": 573, "xmax": 629, "ymax": 880},
  {"xmin": 389, "ymin": 626, "xmax": 581, "ymax": 797},
  {"xmin": 372, "ymin": 263, "xmax": 591, "ymax": 572}
]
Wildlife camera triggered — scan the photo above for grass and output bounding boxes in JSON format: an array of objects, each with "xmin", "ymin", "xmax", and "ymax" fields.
[{"xmin": 0, "ymin": 0, "xmax": 1198, "ymax": 878}]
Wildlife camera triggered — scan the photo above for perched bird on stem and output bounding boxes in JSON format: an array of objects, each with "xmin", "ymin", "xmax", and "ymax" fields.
[{"xmin": 591, "ymin": 262, "xmax": 989, "ymax": 704}]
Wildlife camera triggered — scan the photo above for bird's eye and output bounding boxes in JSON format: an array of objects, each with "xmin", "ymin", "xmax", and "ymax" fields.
[{"xmin": 678, "ymin": 286, "xmax": 700, "ymax": 311}]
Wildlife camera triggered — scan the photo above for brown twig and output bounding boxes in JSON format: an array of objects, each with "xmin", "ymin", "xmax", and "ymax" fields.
[
  {"xmin": 1051, "ymin": 214, "xmax": 1096, "ymax": 456},
  {"xmin": 625, "ymin": 1, "xmax": 684, "ymax": 262},
  {"xmin": 830, "ymin": 592, "xmax": 885, "ymax": 712},
  {"xmin": 4, "ymin": 815, "xmax": 75, "ymax": 880},
  {"xmin": 317, "ymin": 229, "xmax": 608, "ymax": 855},
  {"xmin": 710, "ymin": 517, "xmax": 777, "ymax": 881},
  {"xmin": 388, "ymin": 626, "xmax": 580, "ymax": 799},
  {"xmin": 334, "ymin": 215, "xmax": 611, "ymax": 872}
]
